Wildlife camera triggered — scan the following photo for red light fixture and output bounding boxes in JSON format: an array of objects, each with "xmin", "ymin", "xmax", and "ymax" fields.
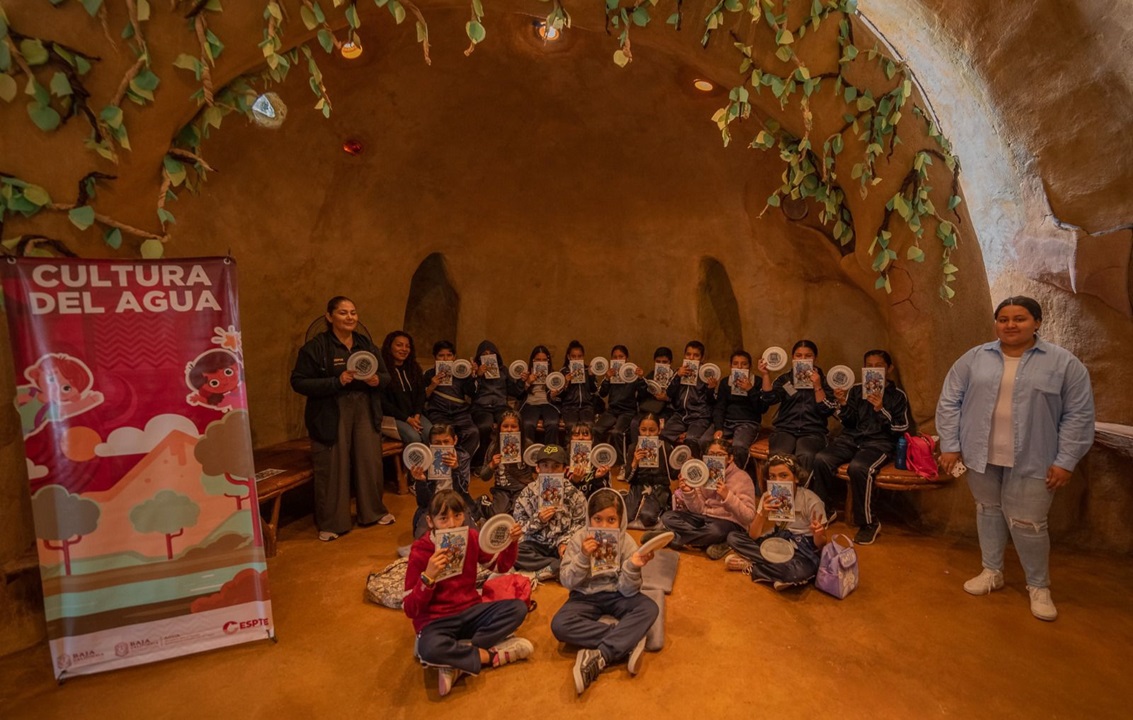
[{"xmin": 343, "ymin": 139, "xmax": 364, "ymax": 156}]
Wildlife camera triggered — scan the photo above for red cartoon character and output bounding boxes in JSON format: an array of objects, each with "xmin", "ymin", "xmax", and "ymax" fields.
[
  {"xmin": 185, "ymin": 349, "xmax": 245, "ymax": 412},
  {"xmin": 15, "ymin": 353, "xmax": 105, "ymax": 438}
]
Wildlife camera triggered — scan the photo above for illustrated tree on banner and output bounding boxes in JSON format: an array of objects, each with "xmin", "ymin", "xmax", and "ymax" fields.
[
  {"xmin": 31, "ymin": 486, "xmax": 101, "ymax": 576},
  {"xmin": 129, "ymin": 490, "xmax": 201, "ymax": 560},
  {"xmin": 194, "ymin": 410, "xmax": 262, "ymax": 548}
]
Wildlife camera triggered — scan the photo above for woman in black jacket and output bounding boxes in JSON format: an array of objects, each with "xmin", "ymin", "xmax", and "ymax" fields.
[
  {"xmin": 380, "ymin": 330, "xmax": 432, "ymax": 444},
  {"xmin": 290, "ymin": 296, "xmax": 393, "ymax": 541}
]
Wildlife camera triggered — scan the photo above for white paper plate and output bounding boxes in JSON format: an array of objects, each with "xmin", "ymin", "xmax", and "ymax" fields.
[
  {"xmin": 479, "ymin": 514, "xmax": 517, "ymax": 554},
  {"xmin": 762, "ymin": 346, "xmax": 789, "ymax": 372},
  {"xmin": 402, "ymin": 442, "xmax": 431, "ymax": 469},
  {"xmin": 681, "ymin": 458, "xmax": 710, "ymax": 488},
  {"xmin": 699, "ymin": 363, "xmax": 721, "ymax": 382},
  {"xmin": 346, "ymin": 351, "xmax": 379, "ymax": 379},
  {"xmin": 619, "ymin": 363, "xmax": 639, "ymax": 383},
  {"xmin": 827, "ymin": 364, "xmax": 855, "ymax": 391},
  {"xmin": 452, "ymin": 359, "xmax": 473, "ymax": 379},
  {"xmin": 508, "ymin": 359, "xmax": 528, "ymax": 380},
  {"xmin": 637, "ymin": 531, "xmax": 675, "ymax": 556},
  {"xmin": 523, "ymin": 443, "xmax": 545, "ymax": 467},
  {"xmin": 546, "ymin": 371, "xmax": 567, "ymax": 392},
  {"xmin": 589, "ymin": 443, "xmax": 617, "ymax": 467},
  {"xmin": 589, "ymin": 357, "xmax": 609, "ymax": 375},
  {"xmin": 668, "ymin": 444, "xmax": 692, "ymax": 470},
  {"xmin": 760, "ymin": 536, "xmax": 796, "ymax": 563},
  {"xmin": 645, "ymin": 379, "xmax": 663, "ymax": 395}
]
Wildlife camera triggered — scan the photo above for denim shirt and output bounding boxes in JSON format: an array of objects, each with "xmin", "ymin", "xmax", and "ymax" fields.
[{"xmin": 935, "ymin": 338, "xmax": 1095, "ymax": 476}]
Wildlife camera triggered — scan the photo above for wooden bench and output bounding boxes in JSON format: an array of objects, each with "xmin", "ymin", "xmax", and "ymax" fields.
[
  {"xmin": 749, "ymin": 434, "xmax": 951, "ymax": 525},
  {"xmin": 253, "ymin": 437, "xmax": 407, "ymax": 558},
  {"xmin": 2, "ymin": 544, "xmax": 39, "ymax": 584}
]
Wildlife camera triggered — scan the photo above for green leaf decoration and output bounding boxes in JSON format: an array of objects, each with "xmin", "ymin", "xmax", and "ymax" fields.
[
  {"xmin": 68, "ymin": 205, "xmax": 96, "ymax": 230},
  {"xmin": 391, "ymin": 1, "xmax": 406, "ymax": 24},
  {"xmin": 49, "ymin": 72, "xmax": 73, "ymax": 97},
  {"xmin": 81, "ymin": 0, "xmax": 104, "ymax": 17},
  {"xmin": 466, "ymin": 21, "xmax": 486, "ymax": 44},
  {"xmin": 632, "ymin": 8, "xmax": 650, "ymax": 27},
  {"xmin": 767, "ymin": 194, "xmax": 781, "ymax": 207},
  {"xmin": 0, "ymin": 41, "xmax": 10, "ymax": 73},
  {"xmin": 948, "ymin": 195, "xmax": 962, "ymax": 210},
  {"xmin": 0, "ymin": 73, "xmax": 15, "ymax": 103},
  {"xmin": 345, "ymin": 4, "xmax": 360, "ymax": 28},
  {"xmin": 104, "ymin": 227, "xmax": 122, "ymax": 249},
  {"xmin": 317, "ymin": 29, "xmax": 334, "ymax": 53},
  {"xmin": 19, "ymin": 39, "xmax": 49, "ymax": 66},
  {"xmin": 163, "ymin": 156, "xmax": 187, "ymax": 186},
  {"xmin": 28, "ymin": 102, "xmax": 61, "ymax": 131},
  {"xmin": 100, "ymin": 105, "xmax": 123, "ymax": 128},
  {"xmin": 140, "ymin": 238, "xmax": 164, "ymax": 258},
  {"xmin": 156, "ymin": 207, "xmax": 175, "ymax": 226},
  {"xmin": 906, "ymin": 245, "xmax": 925, "ymax": 262},
  {"xmin": 137, "ymin": 0, "xmax": 151, "ymax": 21},
  {"xmin": 22, "ymin": 184, "xmax": 51, "ymax": 206},
  {"xmin": 133, "ymin": 68, "xmax": 160, "ymax": 92},
  {"xmin": 613, "ymin": 49, "xmax": 629, "ymax": 67},
  {"xmin": 173, "ymin": 53, "xmax": 200, "ymax": 72}
]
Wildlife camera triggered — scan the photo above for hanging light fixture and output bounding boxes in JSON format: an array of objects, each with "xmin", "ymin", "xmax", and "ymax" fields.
[
  {"xmin": 534, "ymin": 20, "xmax": 562, "ymax": 42},
  {"xmin": 693, "ymin": 79, "xmax": 714, "ymax": 92},
  {"xmin": 342, "ymin": 139, "xmax": 364, "ymax": 156},
  {"xmin": 341, "ymin": 40, "xmax": 363, "ymax": 59}
]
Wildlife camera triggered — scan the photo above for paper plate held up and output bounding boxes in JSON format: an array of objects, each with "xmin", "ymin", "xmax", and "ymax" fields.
[
  {"xmin": 508, "ymin": 359, "xmax": 528, "ymax": 380},
  {"xmin": 479, "ymin": 514, "xmax": 517, "ymax": 554},
  {"xmin": 545, "ymin": 371, "xmax": 567, "ymax": 392},
  {"xmin": 589, "ymin": 443, "xmax": 617, "ymax": 467},
  {"xmin": 589, "ymin": 357, "xmax": 609, "ymax": 376},
  {"xmin": 402, "ymin": 442, "xmax": 431, "ymax": 470},
  {"xmin": 451, "ymin": 359, "xmax": 473, "ymax": 379},
  {"xmin": 762, "ymin": 346, "xmax": 789, "ymax": 372},
  {"xmin": 619, "ymin": 363, "xmax": 639, "ymax": 383},
  {"xmin": 668, "ymin": 444, "xmax": 692, "ymax": 470},
  {"xmin": 347, "ymin": 351, "xmax": 379, "ymax": 379},
  {"xmin": 681, "ymin": 458, "xmax": 710, "ymax": 488},
  {"xmin": 523, "ymin": 443, "xmax": 545, "ymax": 467},
  {"xmin": 637, "ymin": 531, "xmax": 675, "ymax": 556},
  {"xmin": 698, "ymin": 363, "xmax": 721, "ymax": 383},
  {"xmin": 827, "ymin": 365, "xmax": 855, "ymax": 391}
]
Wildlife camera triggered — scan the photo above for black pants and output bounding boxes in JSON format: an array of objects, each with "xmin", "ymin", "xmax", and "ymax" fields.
[
  {"xmin": 520, "ymin": 404, "xmax": 561, "ymax": 445},
  {"xmin": 561, "ymin": 405, "xmax": 596, "ymax": 430},
  {"xmin": 551, "ymin": 590, "xmax": 658, "ymax": 664},
  {"xmin": 768, "ymin": 431, "xmax": 827, "ymax": 478},
  {"xmin": 727, "ymin": 528, "xmax": 821, "ymax": 587},
  {"xmin": 416, "ymin": 599, "xmax": 528, "ymax": 674},
  {"xmin": 660, "ymin": 416, "xmax": 714, "ymax": 457},
  {"xmin": 811, "ymin": 437, "xmax": 890, "ymax": 525},
  {"xmin": 594, "ymin": 412, "xmax": 634, "ymax": 464},
  {"xmin": 626, "ymin": 484, "xmax": 670, "ymax": 528},
  {"xmin": 515, "ymin": 540, "xmax": 561, "ymax": 574},
  {"xmin": 472, "ymin": 406, "xmax": 509, "ymax": 466},
  {"xmin": 660, "ymin": 509, "xmax": 744, "ymax": 548}
]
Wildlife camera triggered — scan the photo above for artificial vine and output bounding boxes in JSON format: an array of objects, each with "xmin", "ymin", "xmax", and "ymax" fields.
[{"xmin": 2, "ymin": 0, "xmax": 966, "ymax": 301}]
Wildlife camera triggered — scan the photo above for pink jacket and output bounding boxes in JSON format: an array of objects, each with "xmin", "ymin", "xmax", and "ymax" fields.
[{"xmin": 673, "ymin": 463, "xmax": 757, "ymax": 527}]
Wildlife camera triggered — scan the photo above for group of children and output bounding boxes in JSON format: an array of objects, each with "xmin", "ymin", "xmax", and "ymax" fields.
[{"xmin": 399, "ymin": 337, "xmax": 913, "ymax": 697}]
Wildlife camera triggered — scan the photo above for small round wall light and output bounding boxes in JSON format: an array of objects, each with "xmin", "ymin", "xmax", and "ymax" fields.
[
  {"xmin": 341, "ymin": 41, "xmax": 363, "ymax": 59},
  {"xmin": 535, "ymin": 21, "xmax": 562, "ymax": 41},
  {"xmin": 693, "ymin": 79, "xmax": 715, "ymax": 92},
  {"xmin": 343, "ymin": 139, "xmax": 364, "ymax": 156}
]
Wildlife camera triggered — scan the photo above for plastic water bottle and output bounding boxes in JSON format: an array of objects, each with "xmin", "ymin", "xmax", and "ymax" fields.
[{"xmin": 895, "ymin": 436, "xmax": 908, "ymax": 470}]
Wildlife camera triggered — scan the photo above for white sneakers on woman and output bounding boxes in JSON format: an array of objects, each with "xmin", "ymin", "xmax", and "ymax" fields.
[{"xmin": 964, "ymin": 568, "xmax": 1058, "ymax": 621}]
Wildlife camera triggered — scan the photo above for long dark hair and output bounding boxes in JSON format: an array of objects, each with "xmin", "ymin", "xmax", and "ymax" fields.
[
  {"xmin": 587, "ymin": 489, "xmax": 622, "ymax": 521},
  {"xmin": 563, "ymin": 340, "xmax": 585, "ymax": 367},
  {"xmin": 864, "ymin": 349, "xmax": 904, "ymax": 390},
  {"xmin": 428, "ymin": 489, "xmax": 466, "ymax": 518},
  {"xmin": 381, "ymin": 330, "xmax": 424, "ymax": 388},
  {"xmin": 791, "ymin": 339, "xmax": 819, "ymax": 357},
  {"xmin": 529, "ymin": 344, "xmax": 552, "ymax": 365}
]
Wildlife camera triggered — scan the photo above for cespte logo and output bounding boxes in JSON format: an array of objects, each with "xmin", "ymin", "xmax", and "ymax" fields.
[{"xmin": 222, "ymin": 617, "xmax": 271, "ymax": 635}]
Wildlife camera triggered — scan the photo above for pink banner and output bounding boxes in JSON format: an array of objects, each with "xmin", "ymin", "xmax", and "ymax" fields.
[{"xmin": 1, "ymin": 257, "xmax": 273, "ymax": 679}]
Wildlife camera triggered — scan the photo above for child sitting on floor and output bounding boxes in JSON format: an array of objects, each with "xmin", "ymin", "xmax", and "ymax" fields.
[
  {"xmin": 623, "ymin": 413, "xmax": 675, "ymax": 529},
  {"xmin": 552, "ymin": 487, "xmax": 659, "ymax": 695},
  {"xmin": 410, "ymin": 423, "xmax": 477, "ymax": 538},
  {"xmin": 403, "ymin": 490, "xmax": 533, "ymax": 697},
  {"xmin": 567, "ymin": 422, "xmax": 613, "ymax": 498},
  {"xmin": 477, "ymin": 409, "xmax": 535, "ymax": 517},
  {"xmin": 724, "ymin": 453, "xmax": 829, "ymax": 591},
  {"xmin": 660, "ymin": 438, "xmax": 756, "ymax": 557},
  {"xmin": 512, "ymin": 445, "xmax": 587, "ymax": 580}
]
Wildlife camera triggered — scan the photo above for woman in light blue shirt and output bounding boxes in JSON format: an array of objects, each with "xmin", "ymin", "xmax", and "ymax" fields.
[{"xmin": 936, "ymin": 296, "xmax": 1094, "ymax": 622}]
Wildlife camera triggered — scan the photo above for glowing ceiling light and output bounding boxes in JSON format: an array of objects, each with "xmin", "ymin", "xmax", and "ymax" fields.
[
  {"xmin": 693, "ymin": 79, "xmax": 714, "ymax": 92},
  {"xmin": 341, "ymin": 41, "xmax": 363, "ymax": 59},
  {"xmin": 536, "ymin": 22, "xmax": 561, "ymax": 41}
]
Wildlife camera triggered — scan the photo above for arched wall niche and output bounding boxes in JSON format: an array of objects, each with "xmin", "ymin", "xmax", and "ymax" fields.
[
  {"xmin": 696, "ymin": 257, "xmax": 744, "ymax": 361},
  {"xmin": 403, "ymin": 253, "xmax": 461, "ymax": 353}
]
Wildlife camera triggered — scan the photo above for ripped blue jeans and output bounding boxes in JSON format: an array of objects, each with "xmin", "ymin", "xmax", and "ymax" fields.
[{"xmin": 966, "ymin": 464, "xmax": 1055, "ymax": 588}]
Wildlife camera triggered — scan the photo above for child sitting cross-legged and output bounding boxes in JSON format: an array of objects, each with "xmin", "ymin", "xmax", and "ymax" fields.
[
  {"xmin": 404, "ymin": 490, "xmax": 533, "ymax": 697},
  {"xmin": 512, "ymin": 444, "xmax": 588, "ymax": 581},
  {"xmin": 659, "ymin": 438, "xmax": 757, "ymax": 558},
  {"xmin": 552, "ymin": 488, "xmax": 659, "ymax": 695},
  {"xmin": 723, "ymin": 453, "xmax": 830, "ymax": 591}
]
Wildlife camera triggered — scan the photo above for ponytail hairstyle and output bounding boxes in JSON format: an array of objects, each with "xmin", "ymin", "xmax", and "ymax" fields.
[{"xmin": 563, "ymin": 340, "xmax": 585, "ymax": 367}]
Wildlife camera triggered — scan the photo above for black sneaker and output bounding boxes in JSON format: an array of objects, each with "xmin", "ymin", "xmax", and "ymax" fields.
[
  {"xmin": 855, "ymin": 522, "xmax": 880, "ymax": 545},
  {"xmin": 573, "ymin": 648, "xmax": 606, "ymax": 695}
]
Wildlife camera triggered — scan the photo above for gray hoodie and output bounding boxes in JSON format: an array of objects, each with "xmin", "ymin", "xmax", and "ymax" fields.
[{"xmin": 558, "ymin": 488, "xmax": 644, "ymax": 597}]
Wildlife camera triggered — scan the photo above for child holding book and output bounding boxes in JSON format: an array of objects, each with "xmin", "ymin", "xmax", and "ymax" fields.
[
  {"xmin": 724, "ymin": 454, "xmax": 829, "ymax": 590},
  {"xmin": 477, "ymin": 409, "xmax": 535, "ymax": 517},
  {"xmin": 758, "ymin": 339, "xmax": 836, "ymax": 475},
  {"xmin": 810, "ymin": 350, "xmax": 911, "ymax": 544},
  {"xmin": 471, "ymin": 339, "xmax": 522, "ymax": 466},
  {"xmin": 410, "ymin": 423, "xmax": 477, "ymax": 539},
  {"xmin": 630, "ymin": 347, "xmax": 674, "ymax": 448},
  {"xmin": 518, "ymin": 345, "xmax": 563, "ymax": 445},
  {"xmin": 660, "ymin": 340, "xmax": 717, "ymax": 456},
  {"xmin": 623, "ymin": 413, "xmax": 675, "ymax": 528},
  {"xmin": 424, "ymin": 340, "xmax": 480, "ymax": 459},
  {"xmin": 552, "ymin": 487, "xmax": 659, "ymax": 695},
  {"xmin": 595, "ymin": 345, "xmax": 643, "ymax": 465},
  {"xmin": 512, "ymin": 445, "xmax": 587, "ymax": 579},
  {"xmin": 660, "ymin": 438, "xmax": 757, "ymax": 556},
  {"xmin": 404, "ymin": 489, "xmax": 534, "ymax": 697},
  {"xmin": 567, "ymin": 422, "xmax": 612, "ymax": 498},
  {"xmin": 559, "ymin": 340, "xmax": 600, "ymax": 429},
  {"xmin": 712, "ymin": 350, "xmax": 766, "ymax": 472}
]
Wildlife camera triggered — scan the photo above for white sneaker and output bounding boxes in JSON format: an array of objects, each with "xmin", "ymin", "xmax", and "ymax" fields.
[
  {"xmin": 1027, "ymin": 586, "xmax": 1058, "ymax": 621},
  {"xmin": 724, "ymin": 554, "xmax": 753, "ymax": 573},
  {"xmin": 627, "ymin": 636, "xmax": 647, "ymax": 676},
  {"xmin": 490, "ymin": 636, "xmax": 534, "ymax": 667},
  {"xmin": 963, "ymin": 568, "xmax": 1005, "ymax": 596},
  {"xmin": 437, "ymin": 666, "xmax": 464, "ymax": 696}
]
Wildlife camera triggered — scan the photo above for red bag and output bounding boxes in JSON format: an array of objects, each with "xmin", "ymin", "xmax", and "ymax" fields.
[
  {"xmin": 904, "ymin": 433, "xmax": 939, "ymax": 479},
  {"xmin": 481, "ymin": 573, "xmax": 535, "ymax": 611}
]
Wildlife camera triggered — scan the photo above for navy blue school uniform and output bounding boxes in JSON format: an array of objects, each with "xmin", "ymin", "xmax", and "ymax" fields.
[
  {"xmin": 412, "ymin": 447, "xmax": 479, "ymax": 538},
  {"xmin": 811, "ymin": 381, "xmax": 911, "ymax": 522},
  {"xmin": 423, "ymin": 367, "xmax": 480, "ymax": 458},
  {"xmin": 559, "ymin": 364, "xmax": 600, "ymax": 428},
  {"xmin": 660, "ymin": 372, "xmax": 715, "ymax": 455},
  {"xmin": 712, "ymin": 376, "xmax": 767, "ymax": 471},
  {"xmin": 477, "ymin": 438, "xmax": 535, "ymax": 516},
  {"xmin": 760, "ymin": 369, "xmax": 837, "ymax": 474},
  {"xmin": 595, "ymin": 376, "xmax": 644, "ymax": 463},
  {"xmin": 518, "ymin": 375, "xmax": 562, "ymax": 445},
  {"xmin": 629, "ymin": 369, "xmax": 672, "ymax": 448},
  {"xmin": 471, "ymin": 340, "xmax": 523, "ymax": 463},
  {"xmin": 623, "ymin": 442, "xmax": 675, "ymax": 528}
]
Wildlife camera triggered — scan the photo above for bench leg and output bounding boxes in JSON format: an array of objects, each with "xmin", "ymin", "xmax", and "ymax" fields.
[
  {"xmin": 262, "ymin": 496, "xmax": 282, "ymax": 559},
  {"xmin": 396, "ymin": 457, "xmax": 408, "ymax": 495}
]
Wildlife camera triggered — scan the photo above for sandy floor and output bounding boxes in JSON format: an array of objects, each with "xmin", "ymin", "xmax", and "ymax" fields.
[{"xmin": 2, "ymin": 477, "xmax": 1131, "ymax": 719}]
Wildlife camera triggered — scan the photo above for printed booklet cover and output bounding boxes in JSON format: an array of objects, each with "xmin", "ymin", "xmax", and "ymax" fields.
[
  {"xmin": 431, "ymin": 526, "xmax": 469, "ymax": 582},
  {"xmin": 481, "ymin": 353, "xmax": 501, "ymax": 380},
  {"xmin": 571, "ymin": 440, "xmax": 592, "ymax": 475},
  {"xmin": 569, "ymin": 360, "xmax": 586, "ymax": 385},
  {"xmin": 538, "ymin": 473, "xmax": 565, "ymax": 508},
  {"xmin": 730, "ymin": 367, "xmax": 750, "ymax": 396},
  {"xmin": 704, "ymin": 454, "xmax": 726, "ymax": 490},
  {"xmin": 653, "ymin": 363, "xmax": 673, "ymax": 387},
  {"xmin": 681, "ymin": 358, "xmax": 700, "ymax": 386},
  {"xmin": 767, "ymin": 480, "xmax": 796, "ymax": 522},
  {"xmin": 435, "ymin": 361, "xmax": 453, "ymax": 387},
  {"xmin": 532, "ymin": 361, "xmax": 549, "ymax": 385},
  {"xmin": 428, "ymin": 445, "xmax": 455, "ymax": 482},
  {"xmin": 588, "ymin": 528, "xmax": 621, "ymax": 577},
  {"xmin": 500, "ymin": 431, "xmax": 522, "ymax": 465},
  {"xmin": 863, "ymin": 367, "xmax": 886, "ymax": 397},
  {"xmin": 792, "ymin": 359, "xmax": 814, "ymax": 390},
  {"xmin": 638, "ymin": 436, "xmax": 660, "ymax": 468}
]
